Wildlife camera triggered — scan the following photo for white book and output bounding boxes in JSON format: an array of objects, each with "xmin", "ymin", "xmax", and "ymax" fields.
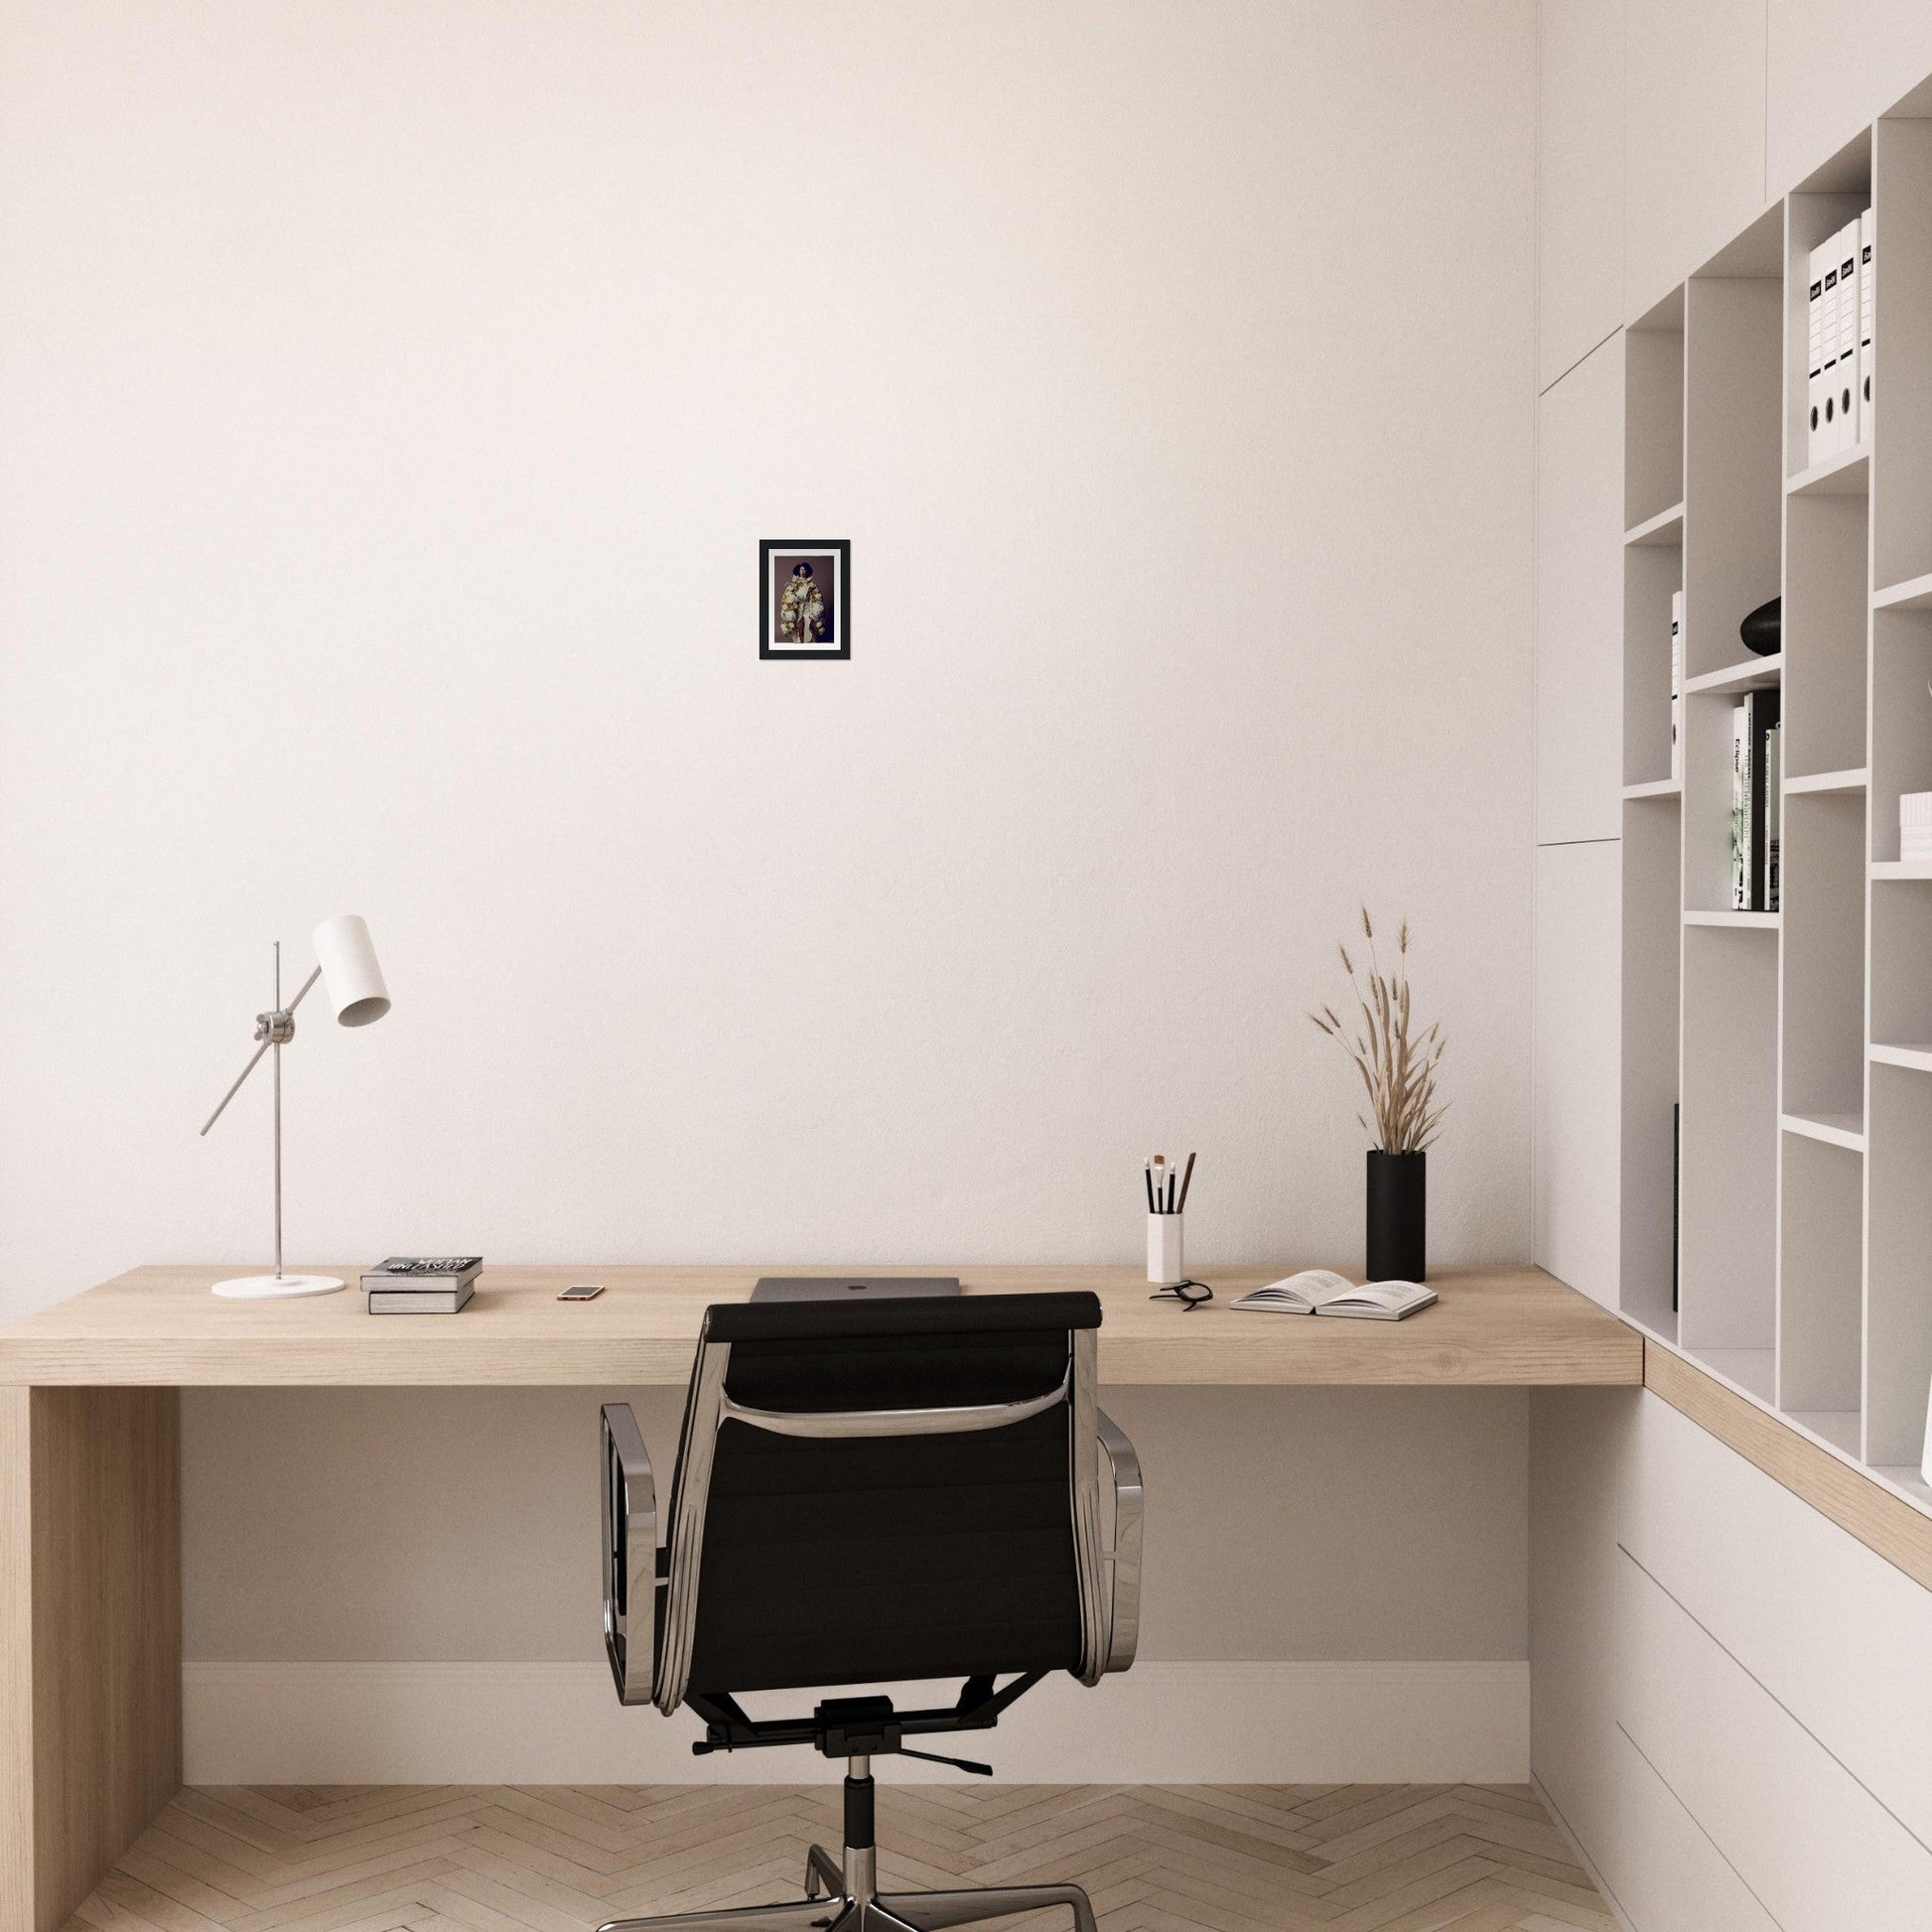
[
  {"xmin": 1859, "ymin": 206, "xmax": 1874, "ymax": 444},
  {"xmin": 1230, "ymin": 1270, "xmax": 1438, "ymax": 1320},
  {"xmin": 1835, "ymin": 218, "xmax": 1861, "ymax": 455},
  {"xmin": 1670, "ymin": 589, "xmax": 1684, "ymax": 781},
  {"xmin": 1806, "ymin": 239, "xmax": 1829, "ymax": 467},
  {"xmin": 1731, "ymin": 702, "xmax": 1750, "ymax": 909},
  {"xmin": 1765, "ymin": 721, "xmax": 1781, "ymax": 912}
]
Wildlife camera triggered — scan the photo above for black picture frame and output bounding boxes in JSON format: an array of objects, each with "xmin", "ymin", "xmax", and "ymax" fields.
[{"xmin": 759, "ymin": 540, "xmax": 851, "ymax": 660}]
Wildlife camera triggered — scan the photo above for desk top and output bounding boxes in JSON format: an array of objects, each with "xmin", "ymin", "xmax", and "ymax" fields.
[{"xmin": 0, "ymin": 1263, "xmax": 1640, "ymax": 1387}]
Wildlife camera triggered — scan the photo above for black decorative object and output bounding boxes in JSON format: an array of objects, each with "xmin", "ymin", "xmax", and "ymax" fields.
[
  {"xmin": 1366, "ymin": 1150, "xmax": 1426, "ymax": 1282},
  {"xmin": 1740, "ymin": 595, "xmax": 1781, "ymax": 657}
]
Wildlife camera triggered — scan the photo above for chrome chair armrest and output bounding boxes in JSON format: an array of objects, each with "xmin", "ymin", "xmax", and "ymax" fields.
[
  {"xmin": 601, "ymin": 1403, "xmax": 659, "ymax": 1706},
  {"xmin": 1095, "ymin": 1408, "xmax": 1142, "ymax": 1672}
]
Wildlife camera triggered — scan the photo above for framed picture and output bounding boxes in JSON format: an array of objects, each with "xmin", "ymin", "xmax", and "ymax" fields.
[{"xmin": 759, "ymin": 540, "xmax": 850, "ymax": 660}]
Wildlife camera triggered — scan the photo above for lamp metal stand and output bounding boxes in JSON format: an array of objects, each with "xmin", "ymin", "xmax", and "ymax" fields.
[{"xmin": 202, "ymin": 939, "xmax": 341, "ymax": 1300}]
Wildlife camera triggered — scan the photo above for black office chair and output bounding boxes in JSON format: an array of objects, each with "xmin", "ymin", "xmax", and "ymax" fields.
[{"xmin": 597, "ymin": 1291, "xmax": 1143, "ymax": 1932}]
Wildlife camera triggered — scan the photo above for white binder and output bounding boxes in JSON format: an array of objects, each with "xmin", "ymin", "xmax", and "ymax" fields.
[
  {"xmin": 1806, "ymin": 239, "xmax": 1830, "ymax": 467},
  {"xmin": 1670, "ymin": 589, "xmax": 1683, "ymax": 783},
  {"xmin": 1834, "ymin": 219, "xmax": 1860, "ymax": 455},
  {"xmin": 1859, "ymin": 206, "xmax": 1874, "ymax": 446},
  {"xmin": 1820, "ymin": 229, "xmax": 1847, "ymax": 457}
]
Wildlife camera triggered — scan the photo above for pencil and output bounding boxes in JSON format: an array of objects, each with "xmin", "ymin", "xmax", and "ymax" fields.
[{"xmin": 1176, "ymin": 1150, "xmax": 1196, "ymax": 1212}]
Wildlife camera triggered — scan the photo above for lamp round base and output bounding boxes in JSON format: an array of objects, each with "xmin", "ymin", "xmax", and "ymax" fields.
[{"xmin": 210, "ymin": 1273, "xmax": 345, "ymax": 1300}]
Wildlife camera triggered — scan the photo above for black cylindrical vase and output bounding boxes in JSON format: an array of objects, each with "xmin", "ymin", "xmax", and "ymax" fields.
[{"xmin": 1366, "ymin": 1150, "xmax": 1426, "ymax": 1282}]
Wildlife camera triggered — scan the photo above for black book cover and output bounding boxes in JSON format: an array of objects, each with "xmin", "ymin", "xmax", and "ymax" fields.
[
  {"xmin": 1672, "ymin": 1102, "xmax": 1681, "ymax": 1314},
  {"xmin": 1745, "ymin": 688, "xmax": 1781, "ymax": 909}
]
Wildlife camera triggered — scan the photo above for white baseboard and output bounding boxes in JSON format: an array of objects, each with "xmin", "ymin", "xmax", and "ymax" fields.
[{"xmin": 183, "ymin": 1659, "xmax": 1528, "ymax": 1785}]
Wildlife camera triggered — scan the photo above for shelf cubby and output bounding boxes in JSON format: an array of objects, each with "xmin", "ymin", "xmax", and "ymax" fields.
[
  {"xmin": 1780, "ymin": 790, "xmax": 1866, "ymax": 1120},
  {"xmin": 1785, "ymin": 152, "xmax": 1870, "ymax": 482},
  {"xmin": 1683, "ymin": 677, "xmax": 1779, "ymax": 915},
  {"xmin": 1776, "ymin": 1132, "xmax": 1863, "ymax": 1431},
  {"xmin": 1784, "ymin": 494, "xmax": 1868, "ymax": 776},
  {"xmin": 1678, "ymin": 924, "xmax": 1779, "ymax": 1362},
  {"xmin": 1620, "ymin": 792, "xmax": 1683, "ymax": 1341},
  {"xmin": 1868, "ymin": 608, "xmax": 1932, "ymax": 861},
  {"xmin": 1869, "ymin": 874, "xmax": 1932, "ymax": 1049},
  {"xmin": 1683, "ymin": 245, "xmax": 1782, "ymax": 683},
  {"xmin": 1623, "ymin": 537, "xmax": 1682, "ymax": 787},
  {"xmin": 1625, "ymin": 288, "xmax": 1685, "ymax": 532},
  {"xmin": 1866, "ymin": 1063, "xmax": 1932, "ymax": 1467},
  {"xmin": 1873, "ymin": 113, "xmax": 1932, "ymax": 592}
]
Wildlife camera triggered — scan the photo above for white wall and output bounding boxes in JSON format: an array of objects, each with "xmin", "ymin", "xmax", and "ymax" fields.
[
  {"xmin": 0, "ymin": 1, "xmax": 1540, "ymax": 1767},
  {"xmin": 0, "ymin": 1, "xmax": 1537, "ymax": 1310}
]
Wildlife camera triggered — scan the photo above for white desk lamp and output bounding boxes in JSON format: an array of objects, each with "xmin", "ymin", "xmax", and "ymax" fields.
[{"xmin": 200, "ymin": 913, "xmax": 391, "ymax": 1299}]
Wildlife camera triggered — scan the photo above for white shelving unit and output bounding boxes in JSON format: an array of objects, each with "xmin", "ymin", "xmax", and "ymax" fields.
[{"xmin": 1620, "ymin": 111, "xmax": 1932, "ymax": 1518}]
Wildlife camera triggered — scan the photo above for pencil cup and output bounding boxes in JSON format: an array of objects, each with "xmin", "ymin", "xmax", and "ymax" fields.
[{"xmin": 1147, "ymin": 1212, "xmax": 1184, "ymax": 1287}]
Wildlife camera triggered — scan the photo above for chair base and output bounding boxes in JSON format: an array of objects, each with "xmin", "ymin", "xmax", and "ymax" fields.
[{"xmin": 596, "ymin": 1844, "xmax": 1097, "ymax": 1932}]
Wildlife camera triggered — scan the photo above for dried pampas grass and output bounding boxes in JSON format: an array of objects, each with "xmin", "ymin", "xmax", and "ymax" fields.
[{"xmin": 1310, "ymin": 907, "xmax": 1448, "ymax": 1154}]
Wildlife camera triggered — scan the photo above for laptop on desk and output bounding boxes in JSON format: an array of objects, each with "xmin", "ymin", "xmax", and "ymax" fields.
[{"xmin": 750, "ymin": 1276, "xmax": 962, "ymax": 1302}]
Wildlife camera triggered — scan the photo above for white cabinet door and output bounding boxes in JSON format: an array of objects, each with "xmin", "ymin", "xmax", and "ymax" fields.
[
  {"xmin": 1533, "ymin": 841, "xmax": 1622, "ymax": 1306},
  {"xmin": 1625, "ymin": 0, "xmax": 1768, "ymax": 317},
  {"xmin": 1536, "ymin": 337, "xmax": 1624, "ymax": 844},
  {"xmin": 1615, "ymin": 1547, "xmax": 1932, "ymax": 1929},
  {"xmin": 1768, "ymin": 0, "xmax": 1932, "ymax": 197},
  {"xmin": 1538, "ymin": 0, "xmax": 1624, "ymax": 389},
  {"xmin": 1602, "ymin": 1726, "xmax": 1780, "ymax": 1932},
  {"xmin": 1623, "ymin": 1390, "xmax": 1932, "ymax": 1849}
]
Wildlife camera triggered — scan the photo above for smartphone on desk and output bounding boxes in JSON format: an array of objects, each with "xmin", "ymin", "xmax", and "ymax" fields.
[{"xmin": 558, "ymin": 1283, "xmax": 605, "ymax": 1301}]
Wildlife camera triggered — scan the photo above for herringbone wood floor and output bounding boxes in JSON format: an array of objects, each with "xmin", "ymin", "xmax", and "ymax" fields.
[{"xmin": 67, "ymin": 1785, "xmax": 1615, "ymax": 1932}]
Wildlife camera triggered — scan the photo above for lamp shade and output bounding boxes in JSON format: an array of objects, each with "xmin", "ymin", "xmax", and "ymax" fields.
[{"xmin": 312, "ymin": 914, "xmax": 390, "ymax": 1028}]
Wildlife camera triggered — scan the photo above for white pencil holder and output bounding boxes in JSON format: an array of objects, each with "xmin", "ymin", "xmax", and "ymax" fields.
[{"xmin": 1147, "ymin": 1212, "xmax": 1185, "ymax": 1287}]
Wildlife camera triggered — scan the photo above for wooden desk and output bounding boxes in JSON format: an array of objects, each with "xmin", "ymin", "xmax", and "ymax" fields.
[
  {"xmin": 0, "ymin": 1262, "xmax": 1637, "ymax": 1388},
  {"xmin": 0, "ymin": 1262, "xmax": 1634, "ymax": 1932}
]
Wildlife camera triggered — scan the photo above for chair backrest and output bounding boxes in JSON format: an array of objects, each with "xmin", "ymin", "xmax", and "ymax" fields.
[{"xmin": 652, "ymin": 1291, "xmax": 1106, "ymax": 1713}]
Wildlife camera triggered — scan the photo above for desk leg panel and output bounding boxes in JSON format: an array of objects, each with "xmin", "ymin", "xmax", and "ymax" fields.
[{"xmin": 0, "ymin": 1387, "xmax": 182, "ymax": 1932}]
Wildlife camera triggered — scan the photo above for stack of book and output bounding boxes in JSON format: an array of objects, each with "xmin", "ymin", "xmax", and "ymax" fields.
[
  {"xmin": 1729, "ymin": 690, "xmax": 1781, "ymax": 911},
  {"xmin": 361, "ymin": 1256, "xmax": 483, "ymax": 1313}
]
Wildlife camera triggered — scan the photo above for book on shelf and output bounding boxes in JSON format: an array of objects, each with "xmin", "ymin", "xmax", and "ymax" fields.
[
  {"xmin": 1670, "ymin": 590, "xmax": 1683, "ymax": 781},
  {"xmin": 1230, "ymin": 1270, "xmax": 1437, "ymax": 1320},
  {"xmin": 1765, "ymin": 721, "xmax": 1781, "ymax": 911},
  {"xmin": 368, "ymin": 1281, "xmax": 475, "ymax": 1314},
  {"xmin": 360, "ymin": 1256, "xmax": 483, "ymax": 1292},
  {"xmin": 1730, "ymin": 703, "xmax": 1749, "ymax": 907},
  {"xmin": 1729, "ymin": 689, "xmax": 1781, "ymax": 911}
]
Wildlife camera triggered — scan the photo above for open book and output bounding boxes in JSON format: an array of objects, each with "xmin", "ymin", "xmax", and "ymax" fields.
[{"xmin": 1230, "ymin": 1270, "xmax": 1437, "ymax": 1320}]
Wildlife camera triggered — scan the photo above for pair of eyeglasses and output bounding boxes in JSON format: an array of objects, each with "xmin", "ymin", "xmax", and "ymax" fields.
[{"xmin": 1149, "ymin": 1279, "xmax": 1214, "ymax": 1311}]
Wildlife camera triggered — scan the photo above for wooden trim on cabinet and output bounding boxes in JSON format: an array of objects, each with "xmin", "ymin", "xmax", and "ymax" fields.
[{"xmin": 1644, "ymin": 1341, "xmax": 1932, "ymax": 1592}]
